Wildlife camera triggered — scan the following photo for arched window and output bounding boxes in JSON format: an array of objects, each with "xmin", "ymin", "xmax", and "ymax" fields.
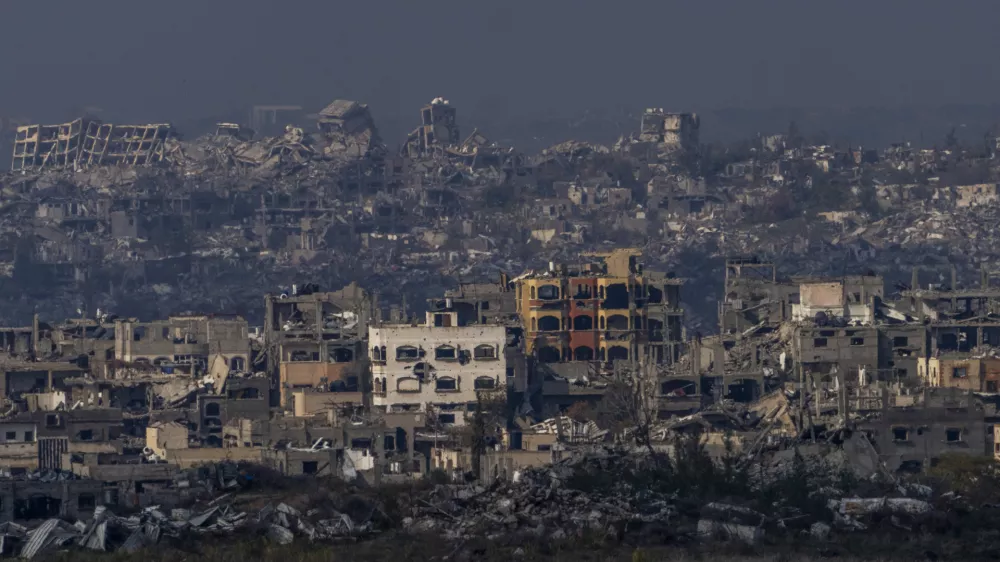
[
  {"xmin": 435, "ymin": 345, "xmax": 456, "ymax": 360},
  {"xmin": 372, "ymin": 346, "xmax": 381, "ymax": 361},
  {"xmin": 537, "ymin": 316, "xmax": 560, "ymax": 332},
  {"xmin": 397, "ymin": 377, "xmax": 420, "ymax": 392},
  {"xmin": 608, "ymin": 346, "xmax": 629, "ymax": 362},
  {"xmin": 396, "ymin": 346, "xmax": 419, "ymax": 361},
  {"xmin": 530, "ymin": 286, "xmax": 536, "ymax": 299},
  {"xmin": 474, "ymin": 345, "xmax": 497, "ymax": 360},
  {"xmin": 574, "ymin": 346, "xmax": 594, "ymax": 361},
  {"xmin": 607, "ymin": 314, "xmax": 629, "ymax": 331},
  {"xmin": 435, "ymin": 377, "xmax": 458, "ymax": 391},
  {"xmin": 573, "ymin": 315, "xmax": 593, "ymax": 331},
  {"xmin": 537, "ymin": 284, "xmax": 560, "ymax": 301},
  {"xmin": 474, "ymin": 376, "xmax": 497, "ymax": 390}
]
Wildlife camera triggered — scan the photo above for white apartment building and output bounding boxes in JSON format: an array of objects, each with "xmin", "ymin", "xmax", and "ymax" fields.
[{"xmin": 369, "ymin": 312, "xmax": 506, "ymax": 426}]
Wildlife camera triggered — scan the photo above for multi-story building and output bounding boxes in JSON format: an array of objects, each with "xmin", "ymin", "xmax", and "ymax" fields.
[
  {"xmin": 638, "ymin": 109, "xmax": 700, "ymax": 152},
  {"xmin": 263, "ymin": 284, "xmax": 370, "ymax": 408},
  {"xmin": 369, "ymin": 312, "xmax": 506, "ymax": 427},
  {"xmin": 403, "ymin": 98, "xmax": 460, "ymax": 157},
  {"xmin": 113, "ymin": 315, "xmax": 249, "ymax": 376},
  {"xmin": 514, "ymin": 249, "xmax": 683, "ymax": 367}
]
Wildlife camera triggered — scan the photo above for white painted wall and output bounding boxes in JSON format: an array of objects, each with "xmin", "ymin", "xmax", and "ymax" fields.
[{"xmin": 369, "ymin": 321, "xmax": 506, "ymax": 426}]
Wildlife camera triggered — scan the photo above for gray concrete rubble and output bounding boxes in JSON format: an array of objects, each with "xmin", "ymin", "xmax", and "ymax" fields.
[{"xmin": 3, "ymin": 499, "xmax": 373, "ymax": 558}]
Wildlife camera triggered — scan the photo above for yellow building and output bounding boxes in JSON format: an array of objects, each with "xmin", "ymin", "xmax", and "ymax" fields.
[{"xmin": 514, "ymin": 249, "xmax": 683, "ymax": 365}]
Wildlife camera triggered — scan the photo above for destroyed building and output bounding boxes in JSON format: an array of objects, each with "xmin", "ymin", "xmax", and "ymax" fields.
[
  {"xmin": 5, "ymin": 91, "xmax": 1000, "ymax": 540},
  {"xmin": 263, "ymin": 284, "xmax": 370, "ymax": 409},
  {"xmin": 403, "ymin": 98, "xmax": 460, "ymax": 158},
  {"xmin": 12, "ymin": 119, "xmax": 174, "ymax": 171},
  {"xmin": 638, "ymin": 109, "xmax": 700, "ymax": 153}
]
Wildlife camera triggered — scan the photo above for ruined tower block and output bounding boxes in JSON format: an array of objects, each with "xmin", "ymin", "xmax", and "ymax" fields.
[{"xmin": 639, "ymin": 108, "xmax": 699, "ymax": 152}]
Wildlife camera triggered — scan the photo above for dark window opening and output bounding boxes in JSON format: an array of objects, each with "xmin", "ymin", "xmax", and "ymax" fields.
[
  {"xmin": 537, "ymin": 316, "xmax": 561, "ymax": 332},
  {"xmin": 23, "ymin": 431, "xmax": 32, "ymax": 441},
  {"xmin": 603, "ymin": 284, "xmax": 629, "ymax": 309},
  {"xmin": 78, "ymin": 429, "xmax": 94, "ymax": 441},
  {"xmin": 438, "ymin": 413, "xmax": 456, "ymax": 425},
  {"xmin": 5, "ymin": 432, "xmax": 15, "ymax": 440},
  {"xmin": 953, "ymin": 367, "xmax": 969, "ymax": 379},
  {"xmin": 330, "ymin": 348, "xmax": 354, "ymax": 363},
  {"xmin": 302, "ymin": 461, "xmax": 319, "ymax": 474},
  {"xmin": 850, "ymin": 337, "xmax": 865, "ymax": 346},
  {"xmin": 436, "ymin": 378, "xmax": 457, "ymax": 391},
  {"xmin": 537, "ymin": 285, "xmax": 560, "ymax": 301},
  {"xmin": 893, "ymin": 336, "xmax": 909, "ymax": 347},
  {"xmin": 228, "ymin": 387, "xmax": 260, "ymax": 400},
  {"xmin": 946, "ymin": 429, "xmax": 962, "ymax": 443},
  {"xmin": 537, "ymin": 444, "xmax": 552, "ymax": 452},
  {"xmin": 396, "ymin": 346, "xmax": 419, "ymax": 361},
  {"xmin": 606, "ymin": 315, "xmax": 629, "ymax": 331},
  {"xmin": 573, "ymin": 315, "xmax": 593, "ymax": 331},
  {"xmin": 78, "ymin": 493, "xmax": 96, "ymax": 510},
  {"xmin": 474, "ymin": 345, "xmax": 497, "ymax": 360},
  {"xmin": 45, "ymin": 414, "xmax": 60, "ymax": 427},
  {"xmin": 813, "ymin": 338, "xmax": 828, "ymax": 348},
  {"xmin": 384, "ymin": 435, "xmax": 396, "ymax": 451},
  {"xmin": 474, "ymin": 377, "xmax": 496, "ymax": 390},
  {"xmin": 435, "ymin": 346, "xmax": 456, "ymax": 360},
  {"xmin": 607, "ymin": 346, "xmax": 629, "ymax": 362},
  {"xmin": 17, "ymin": 495, "xmax": 61, "ymax": 519},
  {"xmin": 574, "ymin": 346, "xmax": 594, "ymax": 361},
  {"xmin": 892, "ymin": 427, "xmax": 909, "ymax": 441}
]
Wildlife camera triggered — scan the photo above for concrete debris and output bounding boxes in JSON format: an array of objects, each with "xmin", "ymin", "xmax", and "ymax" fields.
[{"xmin": 1, "ymin": 497, "xmax": 372, "ymax": 558}]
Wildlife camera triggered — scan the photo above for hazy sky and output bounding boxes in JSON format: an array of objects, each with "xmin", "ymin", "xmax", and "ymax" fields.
[{"xmin": 1, "ymin": 0, "xmax": 998, "ymax": 133}]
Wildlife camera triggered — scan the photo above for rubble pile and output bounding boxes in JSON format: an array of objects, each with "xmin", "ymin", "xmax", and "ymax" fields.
[
  {"xmin": 4, "ymin": 499, "xmax": 373, "ymax": 559},
  {"xmin": 398, "ymin": 447, "xmax": 943, "ymax": 547},
  {"xmin": 405, "ymin": 448, "xmax": 676, "ymax": 542},
  {"xmin": 0, "ymin": 447, "xmax": 993, "ymax": 559}
]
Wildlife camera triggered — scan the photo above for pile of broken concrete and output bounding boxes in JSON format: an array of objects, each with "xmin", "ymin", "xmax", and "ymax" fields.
[
  {"xmin": 405, "ymin": 448, "xmax": 677, "ymax": 542},
  {"xmin": 0, "ymin": 448, "xmax": 974, "ymax": 558},
  {"xmin": 7, "ymin": 499, "xmax": 372, "ymax": 559}
]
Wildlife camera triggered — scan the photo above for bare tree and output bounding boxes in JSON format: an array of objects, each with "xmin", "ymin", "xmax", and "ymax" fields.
[
  {"xmin": 598, "ymin": 358, "xmax": 663, "ymax": 464},
  {"xmin": 455, "ymin": 388, "xmax": 508, "ymax": 481}
]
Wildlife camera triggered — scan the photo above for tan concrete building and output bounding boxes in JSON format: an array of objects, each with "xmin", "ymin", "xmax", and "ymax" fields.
[
  {"xmin": 146, "ymin": 421, "xmax": 188, "ymax": 457},
  {"xmin": 919, "ymin": 355, "xmax": 1000, "ymax": 392}
]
